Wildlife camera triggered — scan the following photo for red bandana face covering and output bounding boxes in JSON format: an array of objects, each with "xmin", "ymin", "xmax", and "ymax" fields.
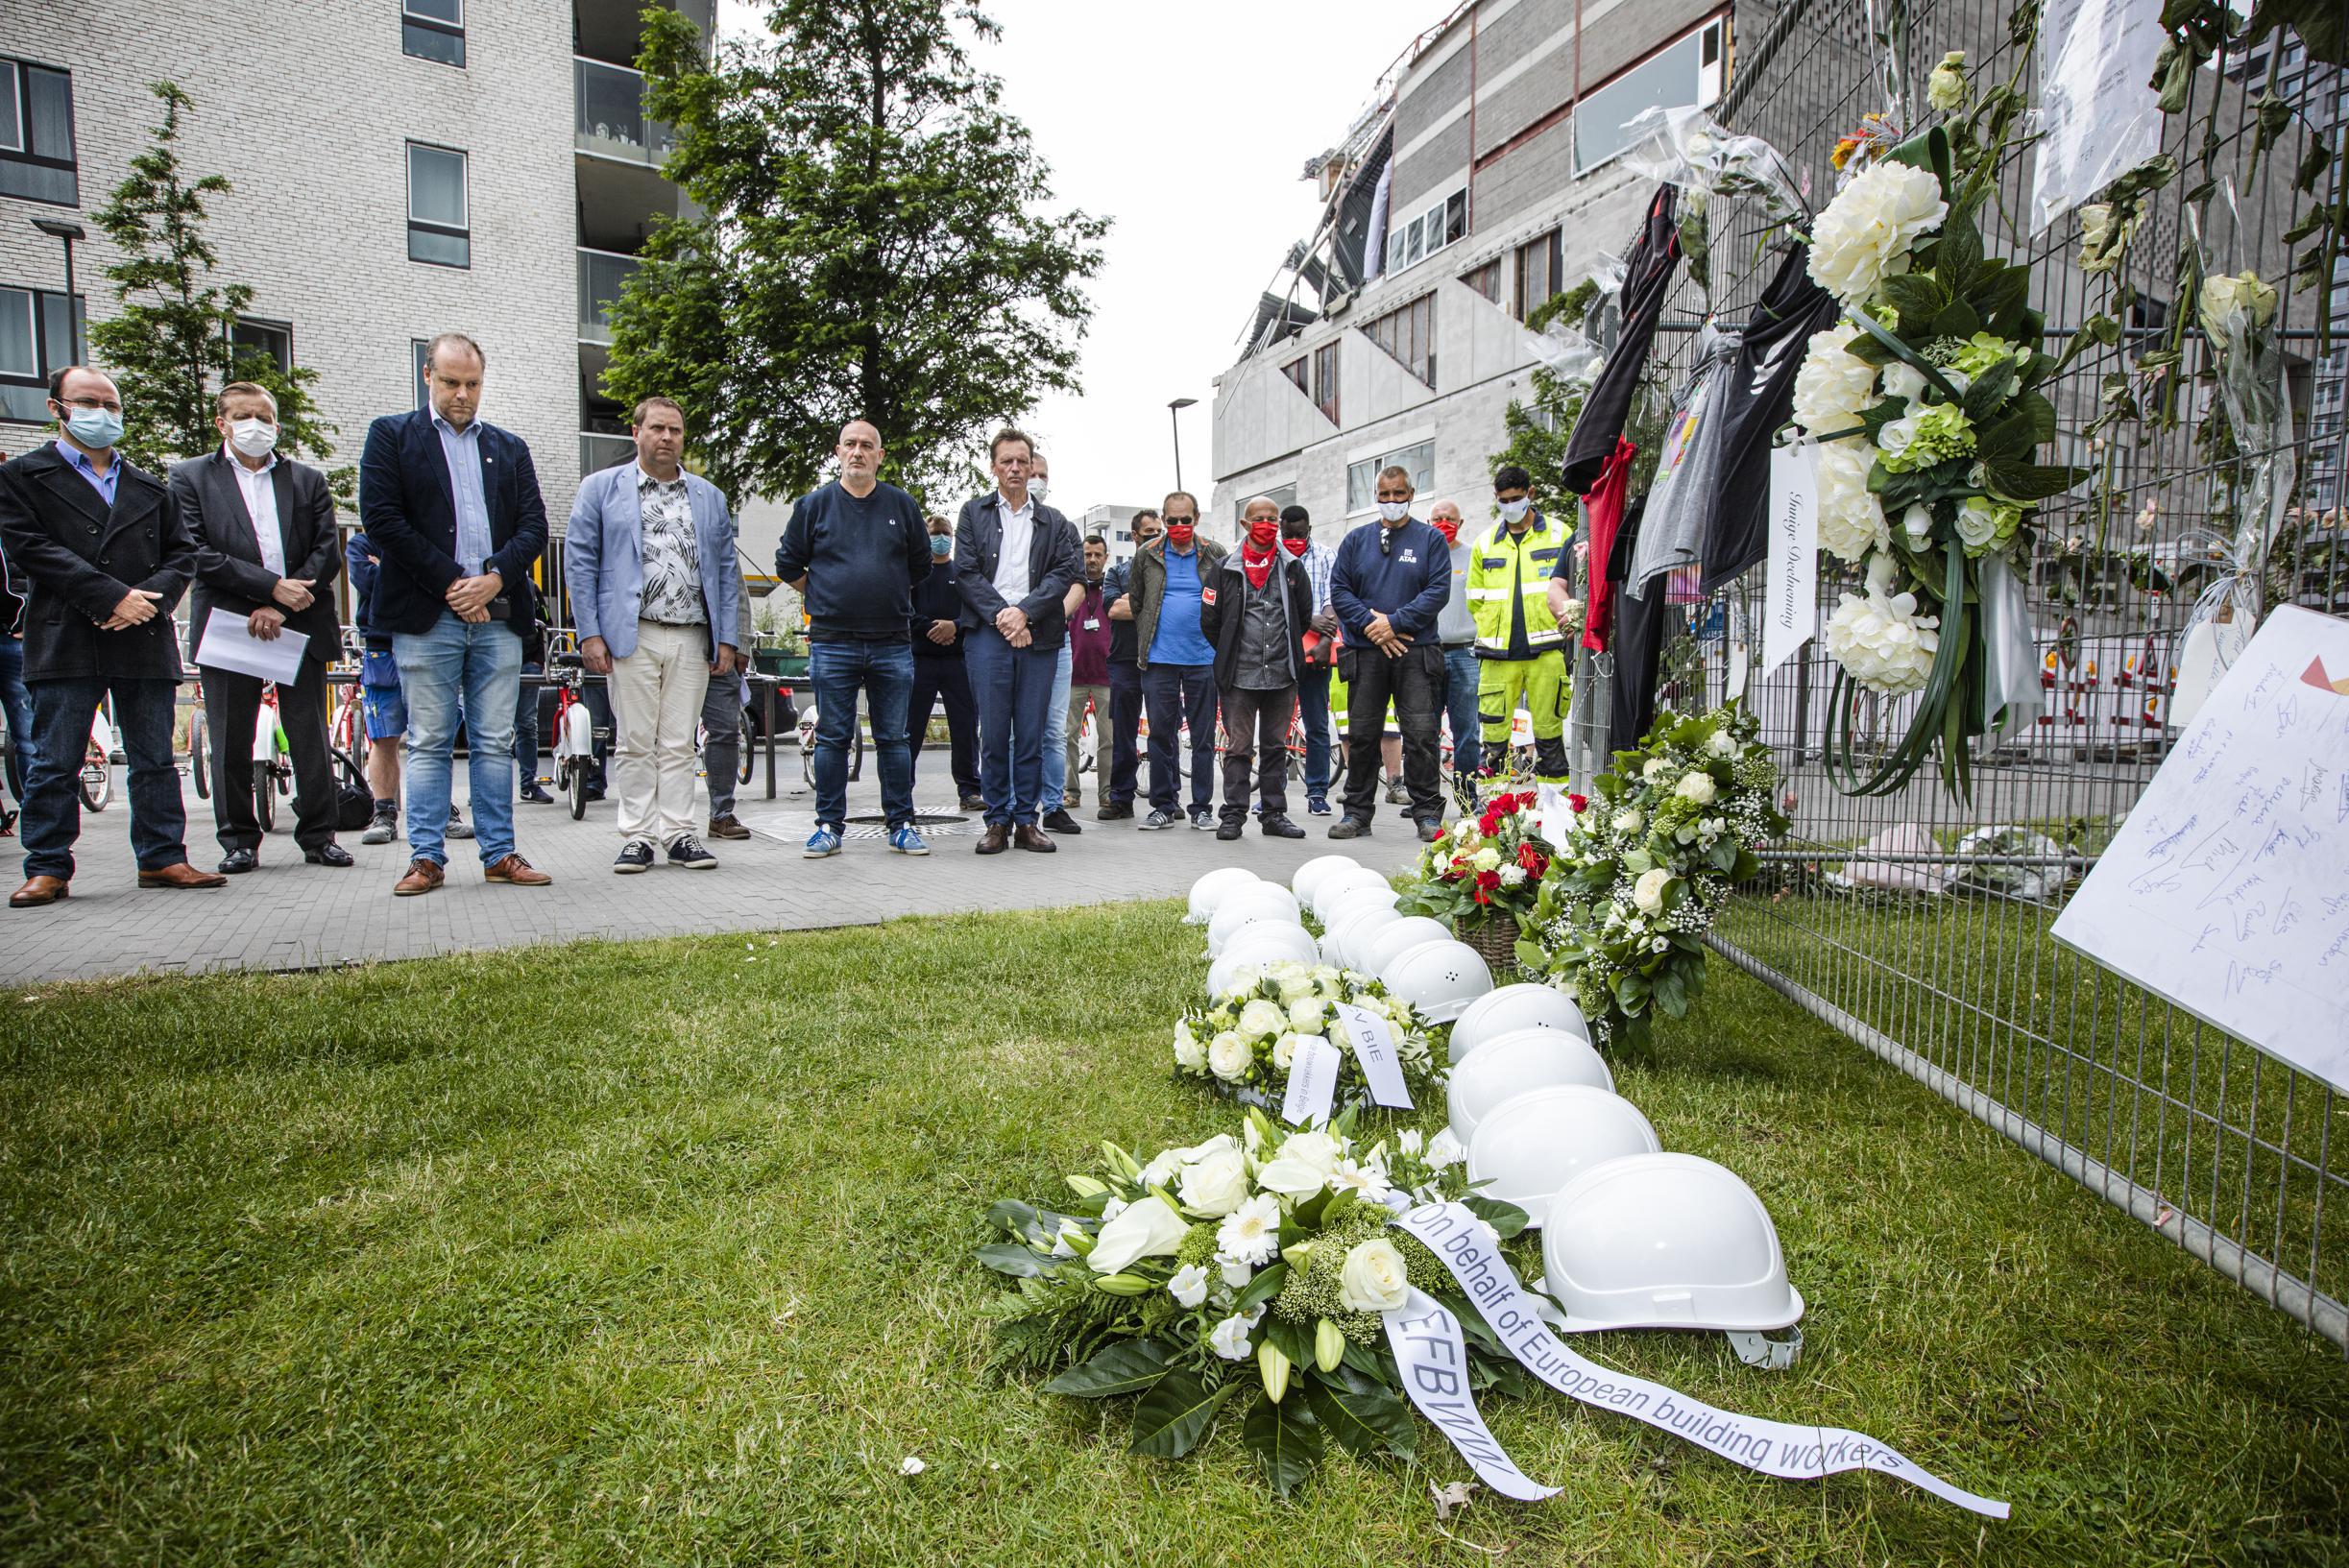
[
  {"xmin": 1281, "ymin": 536, "xmax": 1310, "ymax": 557},
  {"xmin": 1247, "ymin": 519, "xmax": 1280, "ymax": 549},
  {"xmin": 1164, "ymin": 522, "xmax": 1196, "ymax": 549},
  {"xmin": 1242, "ymin": 523, "xmax": 1278, "ymax": 589},
  {"xmin": 1431, "ymin": 516, "xmax": 1461, "ymax": 545}
]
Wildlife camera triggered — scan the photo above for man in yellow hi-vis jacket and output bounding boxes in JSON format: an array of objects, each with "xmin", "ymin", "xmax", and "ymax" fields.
[{"xmin": 1466, "ymin": 465, "xmax": 1572, "ymax": 784}]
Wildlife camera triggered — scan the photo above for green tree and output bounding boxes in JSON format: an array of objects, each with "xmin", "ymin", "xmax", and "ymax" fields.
[
  {"xmin": 1489, "ymin": 280, "xmax": 1602, "ymax": 528},
  {"xmin": 603, "ymin": 1, "xmax": 1106, "ymax": 503},
  {"xmin": 87, "ymin": 83, "xmax": 350, "ymax": 498}
]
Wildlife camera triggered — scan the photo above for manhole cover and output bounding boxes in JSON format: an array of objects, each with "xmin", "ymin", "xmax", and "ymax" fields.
[{"xmin": 844, "ymin": 813, "xmax": 967, "ymax": 827}]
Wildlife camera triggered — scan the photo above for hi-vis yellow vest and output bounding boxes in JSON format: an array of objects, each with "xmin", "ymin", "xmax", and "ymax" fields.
[{"xmin": 1466, "ymin": 515, "xmax": 1565, "ymax": 656}]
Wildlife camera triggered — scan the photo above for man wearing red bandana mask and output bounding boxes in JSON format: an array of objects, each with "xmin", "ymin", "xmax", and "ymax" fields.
[
  {"xmin": 1279, "ymin": 505, "xmax": 1339, "ymax": 813},
  {"xmin": 1199, "ymin": 495, "xmax": 1311, "ymax": 840}
]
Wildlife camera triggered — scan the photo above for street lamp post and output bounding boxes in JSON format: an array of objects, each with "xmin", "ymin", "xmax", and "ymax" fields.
[
  {"xmin": 1168, "ymin": 396, "xmax": 1197, "ymax": 494},
  {"xmin": 32, "ymin": 217, "xmax": 86, "ymax": 358}
]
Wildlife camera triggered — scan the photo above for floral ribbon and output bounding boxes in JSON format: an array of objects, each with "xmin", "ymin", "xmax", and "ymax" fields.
[
  {"xmin": 1380, "ymin": 1288, "xmax": 1559, "ymax": 1501},
  {"xmin": 1390, "ymin": 1202, "xmax": 2011, "ymax": 1518}
]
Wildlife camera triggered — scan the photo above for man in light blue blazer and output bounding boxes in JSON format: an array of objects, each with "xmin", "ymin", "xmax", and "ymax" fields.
[{"xmin": 564, "ymin": 397, "xmax": 740, "ymax": 874}]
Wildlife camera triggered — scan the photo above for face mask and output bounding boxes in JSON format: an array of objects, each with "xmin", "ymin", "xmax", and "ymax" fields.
[
  {"xmin": 1164, "ymin": 522, "xmax": 1196, "ymax": 549},
  {"xmin": 929, "ymin": 534, "xmax": 953, "ymax": 558},
  {"xmin": 1247, "ymin": 519, "xmax": 1279, "ymax": 548},
  {"xmin": 1498, "ymin": 497, "xmax": 1531, "ymax": 525},
  {"xmin": 1377, "ymin": 501, "xmax": 1410, "ymax": 524},
  {"xmin": 1281, "ymin": 536, "xmax": 1310, "ymax": 557},
  {"xmin": 62, "ymin": 405, "xmax": 123, "ymax": 450},
  {"xmin": 230, "ymin": 418, "xmax": 278, "ymax": 459},
  {"xmin": 1029, "ymin": 479, "xmax": 1049, "ymax": 505},
  {"xmin": 1431, "ymin": 516, "xmax": 1460, "ymax": 544}
]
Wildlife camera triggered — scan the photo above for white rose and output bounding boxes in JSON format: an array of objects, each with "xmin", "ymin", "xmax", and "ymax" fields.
[
  {"xmin": 1253, "ymin": 1156, "xmax": 1327, "ymax": 1196},
  {"xmin": 1814, "ymin": 440, "xmax": 1889, "ymax": 565},
  {"xmin": 1824, "ymin": 568, "xmax": 1941, "ymax": 696},
  {"xmin": 1806, "ymin": 160, "xmax": 1949, "ymax": 306},
  {"xmin": 1215, "ymin": 1193, "xmax": 1284, "ymax": 1265},
  {"xmin": 1706, "ymin": 730, "xmax": 1737, "ymax": 759},
  {"xmin": 1877, "ymin": 413, "xmax": 1920, "ymax": 465},
  {"xmin": 1089, "ymin": 1194, "xmax": 1189, "ymax": 1273},
  {"xmin": 1178, "ymin": 1145, "xmax": 1250, "ymax": 1216},
  {"xmin": 1173, "ymin": 1022, "xmax": 1207, "ymax": 1073},
  {"xmin": 1643, "ymin": 757, "xmax": 1673, "ymax": 782},
  {"xmin": 1955, "ymin": 495, "xmax": 2001, "ymax": 550},
  {"xmin": 1675, "ymin": 771, "xmax": 1717, "ymax": 804},
  {"xmin": 1901, "ymin": 502, "xmax": 1933, "ymax": 544},
  {"xmin": 1206, "ymin": 1031, "xmax": 1253, "ymax": 1083},
  {"xmin": 1471, "ymin": 846, "xmax": 1503, "ymax": 873},
  {"xmin": 1926, "ymin": 50, "xmax": 1966, "ymax": 111},
  {"xmin": 1238, "ymin": 999, "xmax": 1286, "ymax": 1039},
  {"xmin": 1879, "ymin": 361, "xmax": 1928, "ymax": 406},
  {"xmin": 1288, "ymin": 997, "xmax": 1327, "ymax": 1033},
  {"xmin": 1281, "ymin": 1130, "xmax": 1344, "ymax": 1176},
  {"xmin": 1339, "ymin": 1238, "xmax": 1412, "ymax": 1314},
  {"xmin": 1789, "ymin": 322, "xmax": 1877, "ymax": 435},
  {"xmin": 1611, "ymin": 809, "xmax": 1645, "ymax": 835},
  {"xmin": 1275, "ymin": 973, "xmax": 1316, "ymax": 1003},
  {"xmin": 1208, "ymin": 1313, "xmax": 1255, "ymax": 1361},
  {"xmin": 1168, "ymin": 1263, "xmax": 1210, "ymax": 1308},
  {"xmin": 1498, "ymin": 864, "xmax": 1528, "ymax": 887},
  {"xmin": 1426, "ymin": 1128, "xmax": 1466, "ymax": 1170},
  {"xmin": 1633, "ymin": 866, "xmax": 1673, "ymax": 915}
]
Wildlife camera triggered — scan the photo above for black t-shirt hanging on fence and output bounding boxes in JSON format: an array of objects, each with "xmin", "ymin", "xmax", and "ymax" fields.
[
  {"xmin": 1698, "ymin": 244, "xmax": 1844, "ymax": 593},
  {"xmin": 1561, "ymin": 184, "xmax": 1683, "ymax": 496},
  {"xmin": 1606, "ymin": 495, "xmax": 1672, "ymax": 757}
]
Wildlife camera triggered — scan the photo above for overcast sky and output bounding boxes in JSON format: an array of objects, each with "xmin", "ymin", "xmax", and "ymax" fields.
[{"xmin": 717, "ymin": 0, "xmax": 1449, "ymax": 516}]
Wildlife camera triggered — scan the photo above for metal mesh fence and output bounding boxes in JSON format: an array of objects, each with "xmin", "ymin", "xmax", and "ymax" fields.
[{"xmin": 1604, "ymin": 0, "xmax": 2349, "ymax": 1345}]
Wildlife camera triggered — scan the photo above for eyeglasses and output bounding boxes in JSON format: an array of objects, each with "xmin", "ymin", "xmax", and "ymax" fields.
[{"xmin": 59, "ymin": 396, "xmax": 124, "ymax": 414}]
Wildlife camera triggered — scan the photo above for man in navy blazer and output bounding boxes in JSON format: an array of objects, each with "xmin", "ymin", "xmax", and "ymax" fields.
[
  {"xmin": 357, "ymin": 332, "xmax": 550, "ymax": 896},
  {"xmin": 564, "ymin": 395, "xmax": 739, "ymax": 874},
  {"xmin": 954, "ymin": 428, "xmax": 1080, "ymax": 854}
]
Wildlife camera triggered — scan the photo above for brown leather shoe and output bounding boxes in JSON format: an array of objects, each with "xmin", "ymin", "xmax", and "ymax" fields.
[
  {"xmin": 1013, "ymin": 823, "xmax": 1057, "ymax": 853},
  {"xmin": 9, "ymin": 875, "xmax": 68, "ymax": 908},
  {"xmin": 484, "ymin": 854, "xmax": 551, "ymax": 886},
  {"xmin": 707, "ymin": 813, "xmax": 752, "ymax": 841},
  {"xmin": 137, "ymin": 862, "xmax": 230, "ymax": 890},
  {"xmin": 976, "ymin": 822, "xmax": 1010, "ymax": 855},
  {"xmin": 394, "ymin": 858, "xmax": 445, "ymax": 897}
]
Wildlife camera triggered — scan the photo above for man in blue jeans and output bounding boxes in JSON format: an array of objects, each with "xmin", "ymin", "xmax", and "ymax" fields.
[
  {"xmin": 954, "ymin": 428, "xmax": 1081, "ymax": 853},
  {"xmin": 1428, "ymin": 497, "xmax": 1483, "ymax": 810},
  {"xmin": 358, "ymin": 333, "xmax": 552, "ymax": 896},
  {"xmin": 1, "ymin": 526, "xmax": 32, "ymax": 825},
  {"xmin": 1029, "ymin": 448, "xmax": 1085, "ymax": 837},
  {"xmin": 1129, "ymin": 490, "xmax": 1224, "ymax": 831},
  {"xmin": 775, "ymin": 418, "xmax": 932, "ymax": 857}
]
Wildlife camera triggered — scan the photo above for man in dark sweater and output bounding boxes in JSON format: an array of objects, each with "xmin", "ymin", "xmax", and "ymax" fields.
[
  {"xmin": 1199, "ymin": 495, "xmax": 1311, "ymax": 840},
  {"xmin": 908, "ymin": 515, "xmax": 982, "ymax": 810},
  {"xmin": 773, "ymin": 419, "xmax": 932, "ymax": 857},
  {"xmin": 1328, "ymin": 465, "xmax": 1451, "ymax": 842}
]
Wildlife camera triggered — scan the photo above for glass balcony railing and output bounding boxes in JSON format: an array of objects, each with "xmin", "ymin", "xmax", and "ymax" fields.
[
  {"xmin": 574, "ymin": 57, "xmax": 674, "ymax": 168},
  {"xmin": 578, "ymin": 247, "xmax": 641, "ymax": 343},
  {"xmin": 581, "ymin": 430, "xmax": 635, "ymax": 477}
]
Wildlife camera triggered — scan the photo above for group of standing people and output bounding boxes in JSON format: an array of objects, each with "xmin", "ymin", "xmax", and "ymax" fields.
[{"xmin": 0, "ymin": 336, "xmax": 750, "ymax": 907}]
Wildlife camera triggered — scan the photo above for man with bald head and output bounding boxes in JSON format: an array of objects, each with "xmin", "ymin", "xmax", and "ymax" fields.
[
  {"xmin": 0, "ymin": 365, "xmax": 223, "ymax": 906},
  {"xmin": 776, "ymin": 419, "xmax": 932, "ymax": 857}
]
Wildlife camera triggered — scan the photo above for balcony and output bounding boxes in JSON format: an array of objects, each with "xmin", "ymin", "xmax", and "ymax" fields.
[
  {"xmin": 574, "ymin": 58, "xmax": 674, "ymax": 169},
  {"xmin": 578, "ymin": 247, "xmax": 641, "ymax": 344}
]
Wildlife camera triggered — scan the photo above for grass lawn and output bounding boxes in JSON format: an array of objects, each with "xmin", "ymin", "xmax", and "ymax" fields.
[{"xmin": 2, "ymin": 903, "xmax": 2345, "ymax": 1566}]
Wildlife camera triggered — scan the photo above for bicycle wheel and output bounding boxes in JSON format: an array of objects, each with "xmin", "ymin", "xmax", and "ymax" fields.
[
  {"xmin": 738, "ymin": 713, "xmax": 756, "ymax": 785},
  {"xmin": 79, "ymin": 741, "xmax": 112, "ymax": 812},
  {"xmin": 567, "ymin": 759, "xmax": 589, "ymax": 820},
  {"xmin": 189, "ymin": 711, "xmax": 210, "ymax": 800},
  {"xmin": 254, "ymin": 767, "xmax": 277, "ymax": 832}
]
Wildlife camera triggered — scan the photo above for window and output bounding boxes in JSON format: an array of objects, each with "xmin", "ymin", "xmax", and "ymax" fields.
[
  {"xmin": 229, "ymin": 318, "xmax": 293, "ymax": 376},
  {"xmin": 0, "ymin": 59, "xmax": 77, "ymax": 205},
  {"xmin": 1365, "ymin": 294, "xmax": 1437, "ymax": 387},
  {"xmin": 1235, "ymin": 483, "xmax": 1298, "ymax": 522},
  {"xmin": 0, "ymin": 285, "xmax": 85, "ymax": 423},
  {"xmin": 1514, "ymin": 229, "xmax": 1562, "ymax": 321},
  {"xmin": 1344, "ymin": 439, "xmax": 1436, "ymax": 515},
  {"xmin": 1282, "ymin": 355, "xmax": 1309, "ymax": 397},
  {"xmin": 412, "ymin": 338, "xmax": 431, "ymax": 411},
  {"xmin": 402, "ymin": 0, "xmax": 466, "ymax": 67},
  {"xmin": 1313, "ymin": 340, "xmax": 1341, "ymax": 424},
  {"xmin": 1574, "ymin": 17, "xmax": 1727, "ymax": 176},
  {"xmin": 406, "ymin": 142, "xmax": 470, "ymax": 267},
  {"xmin": 1461, "ymin": 258, "xmax": 1502, "ymax": 303},
  {"xmin": 1385, "ymin": 183, "xmax": 1469, "ymax": 277}
]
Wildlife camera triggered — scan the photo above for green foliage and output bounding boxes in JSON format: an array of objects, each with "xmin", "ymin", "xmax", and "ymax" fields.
[
  {"xmin": 603, "ymin": 2, "xmax": 1107, "ymax": 505},
  {"xmin": 1488, "ymin": 280, "xmax": 1603, "ymax": 528},
  {"xmin": 86, "ymin": 83, "xmax": 350, "ymax": 501}
]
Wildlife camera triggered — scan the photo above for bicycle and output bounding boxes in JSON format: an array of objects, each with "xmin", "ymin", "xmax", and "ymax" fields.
[{"xmin": 545, "ymin": 653, "xmax": 605, "ymax": 820}]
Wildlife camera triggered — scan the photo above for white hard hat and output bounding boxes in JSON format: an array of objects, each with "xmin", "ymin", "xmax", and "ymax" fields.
[
  {"xmin": 1324, "ymin": 903, "xmax": 1402, "ymax": 970},
  {"xmin": 1315, "ymin": 881, "xmax": 1399, "ymax": 938},
  {"xmin": 1465, "ymin": 1086, "xmax": 1660, "ymax": 1226},
  {"xmin": 1205, "ymin": 923, "xmax": 1321, "ymax": 999},
  {"xmin": 1290, "ymin": 854, "xmax": 1364, "ymax": 906},
  {"xmin": 1309, "ymin": 864, "xmax": 1395, "ymax": 923},
  {"xmin": 1185, "ymin": 866, "xmax": 1262, "ymax": 925},
  {"xmin": 1446, "ymin": 1027, "xmax": 1615, "ymax": 1143},
  {"xmin": 1448, "ymin": 982, "xmax": 1591, "ymax": 1065},
  {"xmin": 1540, "ymin": 1152, "xmax": 1804, "ymax": 1338},
  {"xmin": 1204, "ymin": 883, "xmax": 1303, "ymax": 956},
  {"xmin": 1354, "ymin": 916, "xmax": 1453, "ymax": 977},
  {"xmin": 1379, "ymin": 938, "xmax": 1493, "ymax": 1025}
]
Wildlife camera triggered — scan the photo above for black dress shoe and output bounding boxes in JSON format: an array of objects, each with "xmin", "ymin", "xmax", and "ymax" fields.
[
  {"xmin": 1215, "ymin": 818, "xmax": 1244, "ymax": 840},
  {"xmin": 1260, "ymin": 814, "xmax": 1307, "ymax": 839},
  {"xmin": 303, "ymin": 843, "xmax": 354, "ymax": 867},
  {"xmin": 218, "ymin": 848, "xmax": 259, "ymax": 874},
  {"xmin": 1042, "ymin": 808, "xmax": 1084, "ymax": 834},
  {"xmin": 958, "ymin": 796, "xmax": 987, "ymax": 812}
]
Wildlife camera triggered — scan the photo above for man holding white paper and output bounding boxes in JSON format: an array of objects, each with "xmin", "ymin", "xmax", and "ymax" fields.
[{"xmin": 170, "ymin": 382, "xmax": 350, "ymax": 872}]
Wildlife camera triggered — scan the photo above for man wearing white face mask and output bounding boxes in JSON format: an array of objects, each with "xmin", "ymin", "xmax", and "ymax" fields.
[{"xmin": 170, "ymin": 381, "xmax": 351, "ymax": 871}]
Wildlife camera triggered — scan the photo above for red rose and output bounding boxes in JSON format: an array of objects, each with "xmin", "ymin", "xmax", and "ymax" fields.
[
  {"xmin": 1475, "ymin": 869, "xmax": 1502, "ymax": 890},
  {"xmin": 1569, "ymin": 793, "xmax": 1589, "ymax": 812}
]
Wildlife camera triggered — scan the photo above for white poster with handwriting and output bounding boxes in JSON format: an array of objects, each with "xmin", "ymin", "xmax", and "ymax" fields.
[
  {"xmin": 2027, "ymin": 0, "xmax": 2165, "ymax": 233},
  {"xmin": 2053, "ymin": 607, "xmax": 2349, "ymax": 1093}
]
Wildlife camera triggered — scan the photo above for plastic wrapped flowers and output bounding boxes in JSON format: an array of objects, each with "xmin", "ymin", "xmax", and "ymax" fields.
[{"xmin": 1174, "ymin": 961, "xmax": 1441, "ymax": 1110}]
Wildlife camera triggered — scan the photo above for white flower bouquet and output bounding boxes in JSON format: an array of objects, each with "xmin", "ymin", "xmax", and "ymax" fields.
[
  {"xmin": 977, "ymin": 1107, "xmax": 1525, "ymax": 1495},
  {"xmin": 1788, "ymin": 52, "xmax": 2088, "ymax": 801},
  {"xmin": 1174, "ymin": 961, "xmax": 1441, "ymax": 1110}
]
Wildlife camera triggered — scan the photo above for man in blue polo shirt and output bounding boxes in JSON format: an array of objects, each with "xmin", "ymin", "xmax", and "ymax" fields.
[
  {"xmin": 1328, "ymin": 465, "xmax": 1450, "ymax": 842},
  {"xmin": 1127, "ymin": 491, "xmax": 1223, "ymax": 831}
]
